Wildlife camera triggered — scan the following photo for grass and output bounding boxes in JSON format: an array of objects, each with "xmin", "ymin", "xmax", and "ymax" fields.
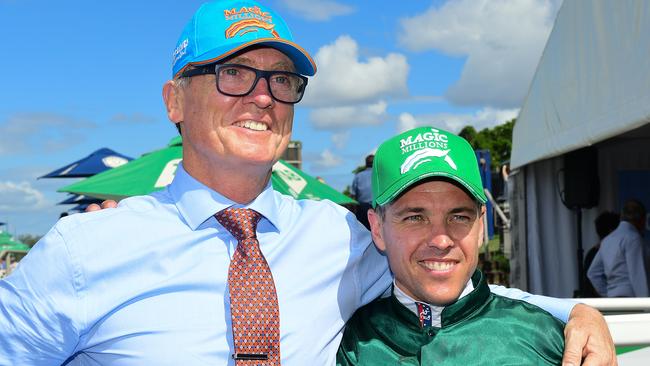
[
  {"xmin": 486, "ymin": 235, "xmax": 501, "ymax": 253},
  {"xmin": 479, "ymin": 234, "xmax": 510, "ymax": 285}
]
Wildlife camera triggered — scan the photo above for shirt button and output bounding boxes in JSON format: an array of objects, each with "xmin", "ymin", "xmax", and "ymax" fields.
[{"xmin": 427, "ymin": 329, "xmax": 435, "ymax": 337}]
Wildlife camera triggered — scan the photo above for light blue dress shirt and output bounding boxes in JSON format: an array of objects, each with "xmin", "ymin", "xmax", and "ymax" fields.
[
  {"xmin": 0, "ymin": 164, "xmax": 574, "ymax": 365},
  {"xmin": 587, "ymin": 221, "xmax": 649, "ymax": 297},
  {"xmin": 351, "ymin": 168, "xmax": 373, "ymax": 204}
]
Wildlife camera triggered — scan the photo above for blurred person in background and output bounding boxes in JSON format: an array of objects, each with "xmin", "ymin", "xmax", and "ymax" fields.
[
  {"xmin": 588, "ymin": 199, "xmax": 648, "ymax": 297},
  {"xmin": 351, "ymin": 154, "xmax": 374, "ymax": 230},
  {"xmin": 584, "ymin": 211, "xmax": 619, "ymax": 297}
]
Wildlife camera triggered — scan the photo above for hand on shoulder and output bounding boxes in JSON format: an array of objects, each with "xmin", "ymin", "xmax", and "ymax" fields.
[{"xmin": 85, "ymin": 200, "xmax": 118, "ymax": 212}]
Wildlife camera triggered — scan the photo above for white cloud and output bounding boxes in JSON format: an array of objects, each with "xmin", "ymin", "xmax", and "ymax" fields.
[
  {"xmin": 0, "ymin": 181, "xmax": 49, "ymax": 211},
  {"xmin": 279, "ymin": 0, "xmax": 354, "ymax": 21},
  {"xmin": 397, "ymin": 107, "xmax": 519, "ymax": 133},
  {"xmin": 398, "ymin": 0, "xmax": 559, "ymax": 108},
  {"xmin": 312, "ymin": 149, "xmax": 344, "ymax": 169},
  {"xmin": 331, "ymin": 131, "xmax": 350, "ymax": 149},
  {"xmin": 310, "ymin": 100, "xmax": 388, "ymax": 130},
  {"xmin": 398, "ymin": 113, "xmax": 419, "ymax": 132},
  {"xmin": 0, "ymin": 113, "xmax": 96, "ymax": 155},
  {"xmin": 302, "ymin": 36, "xmax": 409, "ymax": 108}
]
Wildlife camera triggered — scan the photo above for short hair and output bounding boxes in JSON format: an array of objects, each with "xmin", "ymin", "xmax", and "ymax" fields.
[
  {"xmin": 594, "ymin": 211, "xmax": 619, "ymax": 239},
  {"xmin": 621, "ymin": 199, "xmax": 646, "ymax": 223},
  {"xmin": 373, "ymin": 202, "xmax": 387, "ymax": 221},
  {"xmin": 174, "ymin": 76, "xmax": 192, "ymax": 88},
  {"xmin": 365, "ymin": 154, "xmax": 374, "ymax": 168}
]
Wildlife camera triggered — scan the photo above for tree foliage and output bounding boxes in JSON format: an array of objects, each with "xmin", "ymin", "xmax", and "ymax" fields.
[
  {"xmin": 459, "ymin": 118, "xmax": 515, "ymax": 169},
  {"xmin": 17, "ymin": 234, "xmax": 42, "ymax": 248},
  {"xmin": 351, "ymin": 165, "xmax": 366, "ymax": 174},
  {"xmin": 342, "ymin": 185, "xmax": 353, "ymax": 198}
]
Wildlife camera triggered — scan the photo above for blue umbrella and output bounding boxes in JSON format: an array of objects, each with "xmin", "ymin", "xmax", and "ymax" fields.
[
  {"xmin": 57, "ymin": 194, "xmax": 102, "ymax": 206},
  {"xmin": 40, "ymin": 148, "xmax": 133, "ymax": 178},
  {"xmin": 69, "ymin": 204, "xmax": 91, "ymax": 212}
]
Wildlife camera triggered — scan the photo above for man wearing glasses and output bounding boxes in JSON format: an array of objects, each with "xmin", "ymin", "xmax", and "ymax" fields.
[
  {"xmin": 0, "ymin": 1, "xmax": 615, "ymax": 365},
  {"xmin": 179, "ymin": 63, "xmax": 308, "ymax": 104}
]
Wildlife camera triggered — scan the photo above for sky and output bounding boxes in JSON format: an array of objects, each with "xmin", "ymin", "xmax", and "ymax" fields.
[{"xmin": 0, "ymin": 0, "xmax": 563, "ymax": 236}]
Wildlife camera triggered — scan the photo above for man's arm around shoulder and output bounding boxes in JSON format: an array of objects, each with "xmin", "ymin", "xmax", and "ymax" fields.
[{"xmin": 490, "ymin": 285, "xmax": 617, "ymax": 366}]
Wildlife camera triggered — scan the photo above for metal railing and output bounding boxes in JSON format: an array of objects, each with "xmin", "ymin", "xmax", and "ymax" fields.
[
  {"xmin": 579, "ymin": 297, "xmax": 650, "ymax": 312},
  {"xmin": 578, "ymin": 298, "xmax": 650, "ymax": 346},
  {"xmin": 484, "ymin": 189, "xmax": 510, "ymax": 228}
]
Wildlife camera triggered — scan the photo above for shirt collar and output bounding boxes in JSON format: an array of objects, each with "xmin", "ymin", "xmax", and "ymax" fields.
[
  {"xmin": 393, "ymin": 277, "xmax": 475, "ymax": 328},
  {"xmin": 168, "ymin": 163, "xmax": 282, "ymax": 231},
  {"xmin": 619, "ymin": 220, "xmax": 636, "ymax": 232}
]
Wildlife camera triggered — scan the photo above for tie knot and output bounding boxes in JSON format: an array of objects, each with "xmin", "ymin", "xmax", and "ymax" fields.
[{"xmin": 215, "ymin": 208, "xmax": 262, "ymax": 241}]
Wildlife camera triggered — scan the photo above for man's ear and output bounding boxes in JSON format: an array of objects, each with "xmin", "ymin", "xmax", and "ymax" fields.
[
  {"xmin": 477, "ymin": 205, "xmax": 486, "ymax": 248},
  {"xmin": 162, "ymin": 80, "xmax": 184, "ymax": 124},
  {"xmin": 368, "ymin": 208, "xmax": 386, "ymax": 252}
]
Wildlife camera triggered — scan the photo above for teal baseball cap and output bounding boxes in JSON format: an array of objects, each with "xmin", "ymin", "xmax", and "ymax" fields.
[
  {"xmin": 171, "ymin": 0, "xmax": 316, "ymax": 78},
  {"xmin": 372, "ymin": 126, "xmax": 487, "ymax": 207}
]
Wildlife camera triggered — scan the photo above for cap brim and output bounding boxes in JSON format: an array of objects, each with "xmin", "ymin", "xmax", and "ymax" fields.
[
  {"xmin": 174, "ymin": 38, "xmax": 316, "ymax": 78},
  {"xmin": 374, "ymin": 171, "xmax": 487, "ymax": 207}
]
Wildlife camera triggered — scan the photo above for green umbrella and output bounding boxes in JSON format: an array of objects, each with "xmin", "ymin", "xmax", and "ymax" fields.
[
  {"xmin": 270, "ymin": 159, "xmax": 356, "ymax": 204},
  {"xmin": 59, "ymin": 137, "xmax": 183, "ymax": 201},
  {"xmin": 0, "ymin": 231, "xmax": 29, "ymax": 277},
  {"xmin": 60, "ymin": 137, "xmax": 356, "ymax": 205},
  {"xmin": 0, "ymin": 231, "xmax": 30, "ymax": 253}
]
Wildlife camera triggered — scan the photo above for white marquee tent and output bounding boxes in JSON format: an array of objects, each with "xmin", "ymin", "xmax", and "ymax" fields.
[{"xmin": 509, "ymin": 0, "xmax": 650, "ymax": 297}]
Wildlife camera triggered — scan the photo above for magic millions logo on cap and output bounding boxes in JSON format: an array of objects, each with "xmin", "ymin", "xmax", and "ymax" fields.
[
  {"xmin": 373, "ymin": 125, "xmax": 487, "ymax": 207},
  {"xmin": 399, "ymin": 128, "xmax": 457, "ymax": 175},
  {"xmin": 224, "ymin": 6, "xmax": 279, "ymax": 39}
]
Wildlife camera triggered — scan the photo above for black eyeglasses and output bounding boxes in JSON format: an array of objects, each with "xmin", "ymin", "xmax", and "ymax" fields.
[{"xmin": 180, "ymin": 63, "xmax": 308, "ymax": 104}]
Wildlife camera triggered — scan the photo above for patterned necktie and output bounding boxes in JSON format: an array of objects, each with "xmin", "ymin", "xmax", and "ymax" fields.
[
  {"xmin": 416, "ymin": 302, "xmax": 433, "ymax": 328},
  {"xmin": 216, "ymin": 208, "xmax": 281, "ymax": 365}
]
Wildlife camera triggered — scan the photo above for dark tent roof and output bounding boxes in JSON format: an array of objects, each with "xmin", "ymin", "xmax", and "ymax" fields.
[{"xmin": 40, "ymin": 148, "xmax": 133, "ymax": 178}]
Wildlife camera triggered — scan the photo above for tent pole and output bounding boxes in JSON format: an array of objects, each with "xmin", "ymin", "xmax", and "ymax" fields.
[{"xmin": 576, "ymin": 208, "xmax": 585, "ymax": 297}]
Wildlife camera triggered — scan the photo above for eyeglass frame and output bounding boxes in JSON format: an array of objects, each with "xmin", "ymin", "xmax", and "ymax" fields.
[{"xmin": 179, "ymin": 63, "xmax": 309, "ymax": 104}]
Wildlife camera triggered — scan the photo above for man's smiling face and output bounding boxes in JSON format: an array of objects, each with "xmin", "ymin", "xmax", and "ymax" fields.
[
  {"xmin": 369, "ymin": 179, "xmax": 485, "ymax": 306},
  {"xmin": 176, "ymin": 47, "xmax": 295, "ymax": 171}
]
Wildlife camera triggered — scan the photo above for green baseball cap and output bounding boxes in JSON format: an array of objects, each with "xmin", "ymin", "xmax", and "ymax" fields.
[{"xmin": 372, "ymin": 126, "xmax": 487, "ymax": 207}]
